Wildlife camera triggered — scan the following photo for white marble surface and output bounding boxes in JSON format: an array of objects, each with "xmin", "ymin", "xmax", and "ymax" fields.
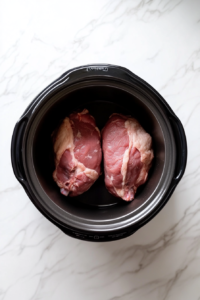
[{"xmin": 1, "ymin": 0, "xmax": 200, "ymax": 299}]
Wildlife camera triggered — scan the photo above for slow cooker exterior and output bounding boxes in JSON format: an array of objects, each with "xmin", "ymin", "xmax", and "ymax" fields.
[{"xmin": 11, "ymin": 64, "xmax": 187, "ymax": 242}]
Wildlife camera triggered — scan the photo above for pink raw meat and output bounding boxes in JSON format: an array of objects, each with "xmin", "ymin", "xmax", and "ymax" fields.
[
  {"xmin": 52, "ymin": 109, "xmax": 102, "ymax": 197},
  {"xmin": 102, "ymin": 114, "xmax": 154, "ymax": 201}
]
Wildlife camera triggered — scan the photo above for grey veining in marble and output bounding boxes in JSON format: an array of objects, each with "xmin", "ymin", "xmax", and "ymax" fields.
[{"xmin": 1, "ymin": 0, "xmax": 200, "ymax": 299}]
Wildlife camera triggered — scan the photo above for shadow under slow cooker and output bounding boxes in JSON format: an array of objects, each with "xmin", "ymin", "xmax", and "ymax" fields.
[{"xmin": 32, "ymin": 85, "xmax": 165, "ymax": 220}]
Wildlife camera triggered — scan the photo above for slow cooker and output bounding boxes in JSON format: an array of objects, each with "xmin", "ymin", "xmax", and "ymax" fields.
[{"xmin": 11, "ymin": 64, "xmax": 187, "ymax": 242}]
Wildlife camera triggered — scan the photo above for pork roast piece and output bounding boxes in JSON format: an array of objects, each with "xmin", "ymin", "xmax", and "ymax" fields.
[
  {"xmin": 52, "ymin": 109, "xmax": 102, "ymax": 197},
  {"xmin": 102, "ymin": 114, "xmax": 154, "ymax": 201}
]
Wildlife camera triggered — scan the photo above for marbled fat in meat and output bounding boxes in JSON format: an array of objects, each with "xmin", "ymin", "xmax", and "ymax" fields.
[
  {"xmin": 102, "ymin": 114, "xmax": 154, "ymax": 201},
  {"xmin": 52, "ymin": 109, "xmax": 102, "ymax": 197}
]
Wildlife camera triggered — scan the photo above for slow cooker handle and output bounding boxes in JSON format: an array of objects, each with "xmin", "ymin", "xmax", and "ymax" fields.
[
  {"xmin": 169, "ymin": 114, "xmax": 187, "ymax": 183},
  {"xmin": 11, "ymin": 116, "xmax": 29, "ymax": 189}
]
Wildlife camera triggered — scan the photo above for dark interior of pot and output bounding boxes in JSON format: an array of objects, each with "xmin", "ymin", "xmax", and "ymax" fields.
[{"xmin": 32, "ymin": 84, "xmax": 165, "ymax": 220}]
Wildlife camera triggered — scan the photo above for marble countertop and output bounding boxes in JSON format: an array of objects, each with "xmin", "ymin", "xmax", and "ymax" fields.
[{"xmin": 1, "ymin": 0, "xmax": 200, "ymax": 299}]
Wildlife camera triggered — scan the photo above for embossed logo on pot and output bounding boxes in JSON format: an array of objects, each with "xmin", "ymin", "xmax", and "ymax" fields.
[{"xmin": 86, "ymin": 67, "xmax": 108, "ymax": 72}]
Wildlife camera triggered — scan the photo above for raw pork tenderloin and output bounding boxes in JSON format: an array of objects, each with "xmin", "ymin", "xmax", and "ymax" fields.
[
  {"xmin": 52, "ymin": 109, "xmax": 102, "ymax": 197},
  {"xmin": 102, "ymin": 114, "xmax": 154, "ymax": 201}
]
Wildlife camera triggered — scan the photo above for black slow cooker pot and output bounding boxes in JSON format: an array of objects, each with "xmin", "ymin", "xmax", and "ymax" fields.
[{"xmin": 11, "ymin": 64, "xmax": 187, "ymax": 242}]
